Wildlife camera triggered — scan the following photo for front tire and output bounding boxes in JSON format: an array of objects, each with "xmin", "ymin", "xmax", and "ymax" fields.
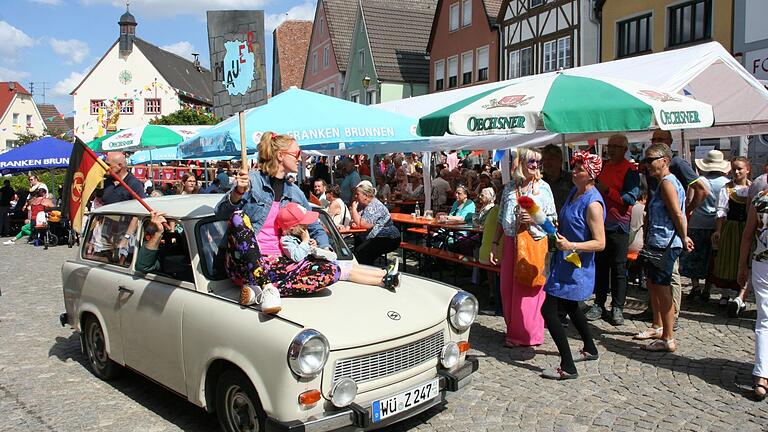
[
  {"xmin": 216, "ymin": 369, "xmax": 266, "ymax": 432},
  {"xmin": 82, "ymin": 316, "xmax": 120, "ymax": 380}
]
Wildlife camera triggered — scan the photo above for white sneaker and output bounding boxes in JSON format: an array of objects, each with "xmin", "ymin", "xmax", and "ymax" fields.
[
  {"xmin": 258, "ymin": 283, "xmax": 282, "ymax": 314},
  {"xmin": 387, "ymin": 257, "xmax": 400, "ymax": 278},
  {"xmin": 3, "ymin": 240, "xmax": 15, "ymax": 245}
]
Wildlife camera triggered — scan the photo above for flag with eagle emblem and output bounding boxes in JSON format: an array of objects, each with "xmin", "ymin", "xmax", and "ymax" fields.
[{"xmin": 62, "ymin": 138, "xmax": 110, "ymax": 233}]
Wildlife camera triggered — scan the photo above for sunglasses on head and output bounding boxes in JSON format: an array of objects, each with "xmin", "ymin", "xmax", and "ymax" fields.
[{"xmin": 641, "ymin": 156, "xmax": 664, "ymax": 164}]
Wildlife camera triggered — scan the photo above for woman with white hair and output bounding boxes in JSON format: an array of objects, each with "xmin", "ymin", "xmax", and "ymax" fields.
[
  {"xmin": 350, "ymin": 180, "xmax": 401, "ymax": 265},
  {"xmin": 490, "ymin": 148, "xmax": 556, "ymax": 347}
]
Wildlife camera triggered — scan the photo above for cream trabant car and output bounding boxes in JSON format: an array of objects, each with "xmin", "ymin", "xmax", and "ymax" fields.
[{"xmin": 60, "ymin": 194, "xmax": 479, "ymax": 432}]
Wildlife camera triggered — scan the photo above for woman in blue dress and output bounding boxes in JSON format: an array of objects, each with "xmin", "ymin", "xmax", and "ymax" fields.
[{"xmin": 540, "ymin": 151, "xmax": 606, "ymax": 380}]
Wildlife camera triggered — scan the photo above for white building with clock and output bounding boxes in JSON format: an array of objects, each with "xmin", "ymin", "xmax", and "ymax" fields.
[{"xmin": 71, "ymin": 7, "xmax": 213, "ymax": 140}]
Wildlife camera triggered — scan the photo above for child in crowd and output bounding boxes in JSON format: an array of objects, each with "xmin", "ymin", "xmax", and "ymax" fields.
[{"xmin": 277, "ymin": 203, "xmax": 400, "ymax": 290}]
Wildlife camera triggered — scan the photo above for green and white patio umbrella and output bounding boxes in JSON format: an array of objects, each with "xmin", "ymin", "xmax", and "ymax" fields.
[
  {"xmin": 86, "ymin": 125, "xmax": 210, "ymax": 152},
  {"xmin": 417, "ymin": 73, "xmax": 714, "ymax": 137}
]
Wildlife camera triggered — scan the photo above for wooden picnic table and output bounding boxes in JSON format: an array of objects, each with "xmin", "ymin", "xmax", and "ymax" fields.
[
  {"xmin": 389, "ymin": 213, "xmax": 483, "ymax": 234},
  {"xmin": 338, "ymin": 226, "xmax": 369, "ymax": 235}
]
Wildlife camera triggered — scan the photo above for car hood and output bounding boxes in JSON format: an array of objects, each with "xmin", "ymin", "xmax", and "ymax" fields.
[{"xmin": 278, "ymin": 274, "xmax": 458, "ymax": 350}]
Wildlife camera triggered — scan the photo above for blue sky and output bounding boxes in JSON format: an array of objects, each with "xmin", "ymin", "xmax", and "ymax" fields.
[{"xmin": 1, "ymin": 0, "xmax": 316, "ymax": 116}]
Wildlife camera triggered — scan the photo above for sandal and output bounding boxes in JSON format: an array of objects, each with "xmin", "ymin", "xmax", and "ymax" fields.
[
  {"xmin": 633, "ymin": 327, "xmax": 662, "ymax": 340},
  {"xmin": 572, "ymin": 349, "xmax": 599, "ymax": 363},
  {"xmin": 642, "ymin": 339, "xmax": 677, "ymax": 352},
  {"xmin": 754, "ymin": 383, "xmax": 768, "ymax": 401}
]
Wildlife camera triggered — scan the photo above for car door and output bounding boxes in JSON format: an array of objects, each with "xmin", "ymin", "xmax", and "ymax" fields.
[
  {"xmin": 79, "ymin": 213, "xmax": 145, "ymax": 365},
  {"xmin": 118, "ymin": 218, "xmax": 191, "ymax": 395}
]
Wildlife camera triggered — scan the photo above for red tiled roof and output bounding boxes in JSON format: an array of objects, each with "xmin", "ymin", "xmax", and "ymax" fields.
[
  {"xmin": 483, "ymin": 0, "xmax": 503, "ymax": 25},
  {"xmin": 37, "ymin": 104, "xmax": 70, "ymax": 132},
  {"xmin": 274, "ymin": 20, "xmax": 313, "ymax": 93},
  {"xmin": 0, "ymin": 82, "xmax": 31, "ymax": 121}
]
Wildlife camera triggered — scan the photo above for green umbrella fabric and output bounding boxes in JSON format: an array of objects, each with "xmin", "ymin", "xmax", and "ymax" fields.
[
  {"xmin": 86, "ymin": 125, "xmax": 210, "ymax": 152},
  {"xmin": 417, "ymin": 74, "xmax": 714, "ymax": 136}
]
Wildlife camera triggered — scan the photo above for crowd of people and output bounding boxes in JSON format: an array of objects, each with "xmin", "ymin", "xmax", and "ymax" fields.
[{"xmin": 6, "ymin": 129, "xmax": 768, "ymax": 396}]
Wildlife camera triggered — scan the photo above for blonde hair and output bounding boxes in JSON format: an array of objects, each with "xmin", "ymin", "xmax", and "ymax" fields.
[
  {"xmin": 512, "ymin": 148, "xmax": 543, "ymax": 184},
  {"xmin": 258, "ymin": 131, "xmax": 295, "ymax": 177},
  {"xmin": 356, "ymin": 180, "xmax": 377, "ymax": 197}
]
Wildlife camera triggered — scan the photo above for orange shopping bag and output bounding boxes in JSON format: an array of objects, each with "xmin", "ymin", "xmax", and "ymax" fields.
[{"xmin": 514, "ymin": 230, "xmax": 548, "ymax": 288}]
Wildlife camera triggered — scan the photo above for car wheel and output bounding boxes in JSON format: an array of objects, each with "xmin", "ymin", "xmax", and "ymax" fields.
[
  {"xmin": 216, "ymin": 369, "xmax": 266, "ymax": 432},
  {"xmin": 82, "ymin": 316, "xmax": 120, "ymax": 380}
]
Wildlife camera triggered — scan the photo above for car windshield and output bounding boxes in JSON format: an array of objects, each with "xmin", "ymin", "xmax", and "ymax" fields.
[{"xmin": 196, "ymin": 210, "xmax": 352, "ymax": 281}]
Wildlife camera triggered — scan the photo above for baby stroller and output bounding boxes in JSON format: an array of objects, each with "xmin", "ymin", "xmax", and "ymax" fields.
[
  {"xmin": 32, "ymin": 209, "xmax": 58, "ymax": 250},
  {"xmin": 45, "ymin": 209, "xmax": 79, "ymax": 248}
]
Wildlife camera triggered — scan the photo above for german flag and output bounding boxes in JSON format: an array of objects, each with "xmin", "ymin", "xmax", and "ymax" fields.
[{"xmin": 61, "ymin": 138, "xmax": 110, "ymax": 233}]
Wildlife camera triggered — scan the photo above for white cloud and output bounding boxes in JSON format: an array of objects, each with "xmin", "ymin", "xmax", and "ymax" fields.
[
  {"xmin": 80, "ymin": 0, "xmax": 269, "ymax": 19},
  {"xmin": 265, "ymin": 1, "xmax": 315, "ymax": 33},
  {"xmin": 0, "ymin": 21, "xmax": 35, "ymax": 63},
  {"xmin": 160, "ymin": 41, "xmax": 196, "ymax": 60},
  {"xmin": 52, "ymin": 69, "xmax": 87, "ymax": 97},
  {"xmin": 0, "ymin": 67, "xmax": 31, "ymax": 82},
  {"xmin": 27, "ymin": 0, "xmax": 63, "ymax": 5},
  {"xmin": 50, "ymin": 38, "xmax": 90, "ymax": 65}
]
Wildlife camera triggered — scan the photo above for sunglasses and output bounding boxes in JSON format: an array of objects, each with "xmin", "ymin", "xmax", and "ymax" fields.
[
  {"xmin": 641, "ymin": 156, "xmax": 664, "ymax": 164},
  {"xmin": 281, "ymin": 149, "xmax": 302, "ymax": 160},
  {"xmin": 526, "ymin": 159, "xmax": 542, "ymax": 168}
]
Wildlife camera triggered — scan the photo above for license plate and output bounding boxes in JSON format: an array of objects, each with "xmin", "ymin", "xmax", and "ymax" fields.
[{"xmin": 371, "ymin": 378, "xmax": 439, "ymax": 423}]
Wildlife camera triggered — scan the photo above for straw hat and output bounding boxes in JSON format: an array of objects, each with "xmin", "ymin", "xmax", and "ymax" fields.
[{"xmin": 695, "ymin": 149, "xmax": 730, "ymax": 174}]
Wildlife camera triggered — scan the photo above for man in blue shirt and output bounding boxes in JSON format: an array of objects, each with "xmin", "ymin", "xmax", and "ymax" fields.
[{"xmin": 339, "ymin": 158, "xmax": 361, "ymax": 206}]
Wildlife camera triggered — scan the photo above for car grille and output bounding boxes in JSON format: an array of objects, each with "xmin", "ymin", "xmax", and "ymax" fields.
[{"xmin": 332, "ymin": 331, "xmax": 444, "ymax": 384}]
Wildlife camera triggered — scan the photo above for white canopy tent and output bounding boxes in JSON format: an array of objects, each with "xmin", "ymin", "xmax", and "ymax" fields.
[{"xmin": 377, "ymin": 41, "xmax": 768, "ymax": 141}]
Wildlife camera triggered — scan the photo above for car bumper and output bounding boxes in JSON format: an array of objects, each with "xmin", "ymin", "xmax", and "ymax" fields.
[{"xmin": 265, "ymin": 356, "xmax": 478, "ymax": 432}]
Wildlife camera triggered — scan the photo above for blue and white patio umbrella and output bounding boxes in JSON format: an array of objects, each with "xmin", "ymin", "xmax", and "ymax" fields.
[{"xmin": 177, "ymin": 88, "xmax": 423, "ymax": 159}]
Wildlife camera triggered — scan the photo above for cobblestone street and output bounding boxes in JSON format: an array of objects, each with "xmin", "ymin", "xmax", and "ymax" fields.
[{"xmin": 2, "ymin": 243, "xmax": 768, "ymax": 431}]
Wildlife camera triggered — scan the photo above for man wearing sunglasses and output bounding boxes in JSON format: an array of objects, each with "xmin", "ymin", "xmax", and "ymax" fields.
[
  {"xmin": 584, "ymin": 135, "xmax": 640, "ymax": 326},
  {"xmin": 633, "ymin": 129, "xmax": 709, "ymax": 324}
]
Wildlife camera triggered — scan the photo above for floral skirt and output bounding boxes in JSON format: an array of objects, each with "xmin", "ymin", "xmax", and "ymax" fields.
[{"xmin": 226, "ymin": 211, "xmax": 340, "ymax": 296}]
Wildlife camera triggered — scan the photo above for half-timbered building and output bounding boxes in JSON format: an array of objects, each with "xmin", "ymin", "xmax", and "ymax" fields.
[{"xmin": 497, "ymin": 0, "xmax": 599, "ymax": 79}]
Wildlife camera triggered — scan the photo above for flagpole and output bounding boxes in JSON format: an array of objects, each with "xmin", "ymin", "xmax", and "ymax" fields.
[
  {"xmin": 82, "ymin": 144, "xmax": 155, "ymax": 214},
  {"xmin": 239, "ymin": 111, "xmax": 247, "ymax": 172}
]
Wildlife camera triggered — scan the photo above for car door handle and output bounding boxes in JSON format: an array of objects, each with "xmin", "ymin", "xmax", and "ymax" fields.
[{"xmin": 118, "ymin": 285, "xmax": 134, "ymax": 294}]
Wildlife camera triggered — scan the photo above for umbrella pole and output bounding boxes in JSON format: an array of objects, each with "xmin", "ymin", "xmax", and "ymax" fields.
[
  {"xmin": 50, "ymin": 168, "xmax": 55, "ymax": 201},
  {"xmin": 422, "ymin": 152, "xmax": 432, "ymax": 212},
  {"xmin": 370, "ymin": 153, "xmax": 376, "ymax": 181},
  {"xmin": 239, "ymin": 111, "xmax": 247, "ymax": 172}
]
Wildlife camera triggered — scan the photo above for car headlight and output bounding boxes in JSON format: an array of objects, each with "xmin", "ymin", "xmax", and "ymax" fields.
[
  {"xmin": 288, "ymin": 329, "xmax": 329, "ymax": 378},
  {"xmin": 448, "ymin": 291, "xmax": 478, "ymax": 332},
  {"xmin": 440, "ymin": 342, "xmax": 460, "ymax": 369},
  {"xmin": 330, "ymin": 378, "xmax": 357, "ymax": 407}
]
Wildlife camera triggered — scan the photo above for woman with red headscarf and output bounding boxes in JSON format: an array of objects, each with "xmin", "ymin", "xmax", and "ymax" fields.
[{"xmin": 540, "ymin": 151, "xmax": 606, "ymax": 380}]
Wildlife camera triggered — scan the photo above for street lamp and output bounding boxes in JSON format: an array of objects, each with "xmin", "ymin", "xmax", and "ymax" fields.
[{"xmin": 362, "ymin": 76, "xmax": 371, "ymax": 89}]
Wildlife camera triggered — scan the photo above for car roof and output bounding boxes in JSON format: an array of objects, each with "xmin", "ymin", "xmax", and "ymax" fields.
[{"xmin": 91, "ymin": 194, "xmax": 223, "ymax": 219}]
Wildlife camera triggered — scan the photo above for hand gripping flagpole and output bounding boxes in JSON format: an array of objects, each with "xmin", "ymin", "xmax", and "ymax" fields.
[{"xmin": 82, "ymin": 145, "xmax": 169, "ymax": 231}]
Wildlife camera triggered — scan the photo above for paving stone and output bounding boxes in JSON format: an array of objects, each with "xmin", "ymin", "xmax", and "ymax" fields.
[{"xmin": 1, "ymin": 243, "xmax": 766, "ymax": 431}]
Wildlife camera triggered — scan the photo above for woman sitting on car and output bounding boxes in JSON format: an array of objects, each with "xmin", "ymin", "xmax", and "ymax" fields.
[{"xmin": 214, "ymin": 132, "xmax": 337, "ymax": 314}]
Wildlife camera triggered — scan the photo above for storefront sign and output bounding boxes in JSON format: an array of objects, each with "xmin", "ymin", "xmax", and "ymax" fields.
[{"xmin": 746, "ymin": 47, "xmax": 768, "ymax": 81}]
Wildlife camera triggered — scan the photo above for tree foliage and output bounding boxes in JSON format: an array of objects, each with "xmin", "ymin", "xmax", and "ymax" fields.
[{"xmin": 150, "ymin": 109, "xmax": 219, "ymax": 126}]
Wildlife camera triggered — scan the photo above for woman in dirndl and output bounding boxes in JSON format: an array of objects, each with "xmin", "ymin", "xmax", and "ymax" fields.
[{"xmin": 711, "ymin": 157, "xmax": 751, "ymax": 311}]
